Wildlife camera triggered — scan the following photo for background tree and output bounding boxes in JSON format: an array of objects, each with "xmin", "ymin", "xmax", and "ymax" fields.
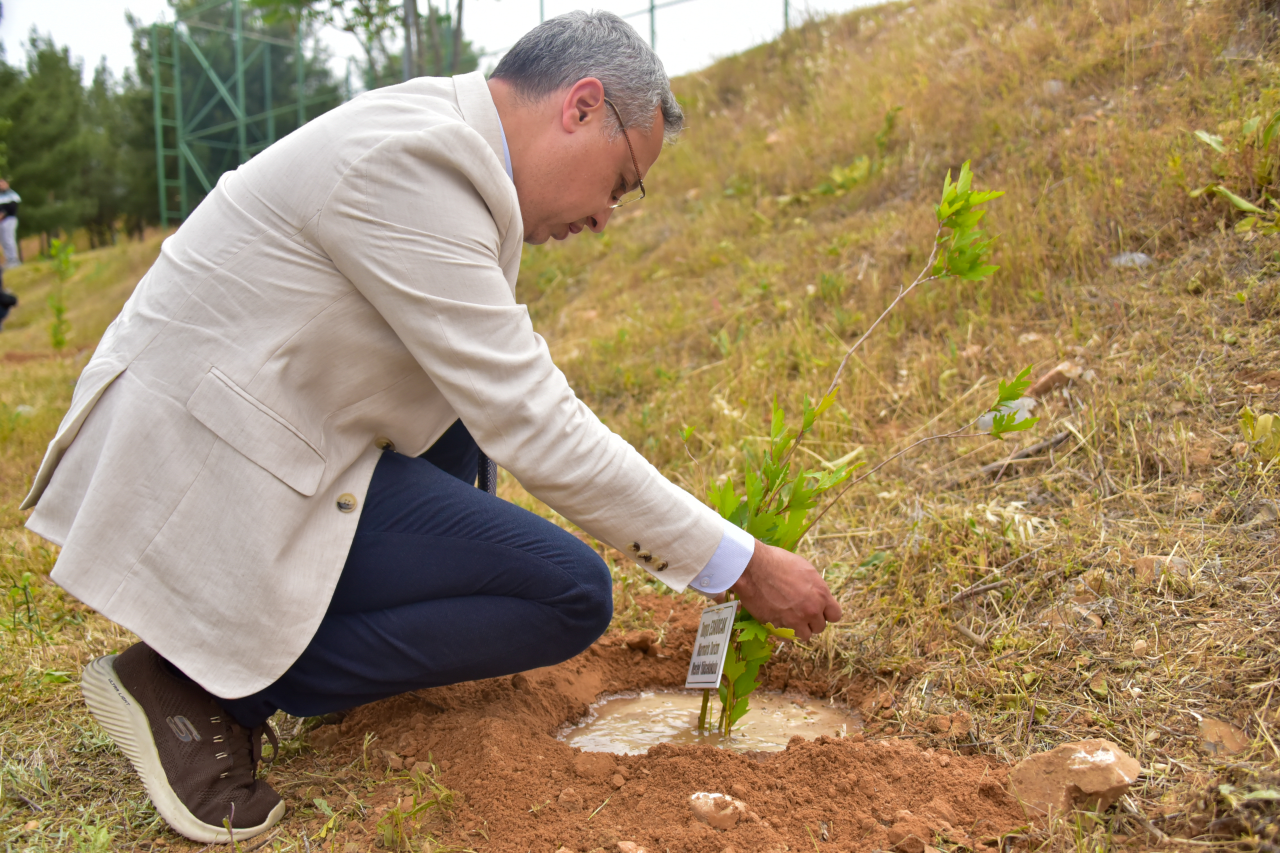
[{"xmin": 0, "ymin": 35, "xmax": 95, "ymax": 250}]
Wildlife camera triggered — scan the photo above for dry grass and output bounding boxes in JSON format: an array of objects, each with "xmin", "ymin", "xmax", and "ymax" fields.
[{"xmin": 2, "ymin": 0, "xmax": 1280, "ymax": 849}]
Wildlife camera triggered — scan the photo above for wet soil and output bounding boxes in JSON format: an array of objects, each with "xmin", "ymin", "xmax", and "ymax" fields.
[{"xmin": 304, "ymin": 594, "xmax": 1027, "ymax": 852}]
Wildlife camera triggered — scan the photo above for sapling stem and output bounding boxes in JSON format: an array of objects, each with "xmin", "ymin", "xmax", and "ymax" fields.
[
  {"xmin": 824, "ymin": 231, "xmax": 944, "ymax": 400},
  {"xmin": 698, "ymin": 688, "xmax": 710, "ymax": 732},
  {"xmin": 763, "ymin": 229, "xmax": 944, "ymax": 506},
  {"xmin": 705, "ymin": 162, "xmax": 1013, "ymax": 736}
]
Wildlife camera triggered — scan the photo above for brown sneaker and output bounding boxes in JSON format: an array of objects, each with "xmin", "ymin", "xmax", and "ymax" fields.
[{"xmin": 81, "ymin": 643, "xmax": 286, "ymax": 843}]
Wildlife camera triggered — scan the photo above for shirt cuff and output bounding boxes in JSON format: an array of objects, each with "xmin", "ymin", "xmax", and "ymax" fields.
[{"xmin": 688, "ymin": 519, "xmax": 755, "ymax": 596}]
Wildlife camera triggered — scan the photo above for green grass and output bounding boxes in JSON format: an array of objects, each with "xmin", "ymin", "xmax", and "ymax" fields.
[{"xmin": 3, "ymin": 0, "xmax": 1280, "ymax": 849}]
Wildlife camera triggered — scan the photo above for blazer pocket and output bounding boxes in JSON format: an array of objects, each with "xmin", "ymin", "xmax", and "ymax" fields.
[{"xmin": 186, "ymin": 367, "xmax": 326, "ymax": 497}]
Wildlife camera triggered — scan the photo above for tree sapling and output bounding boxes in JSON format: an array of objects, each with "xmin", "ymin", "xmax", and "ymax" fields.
[{"xmin": 698, "ymin": 162, "xmax": 1039, "ymax": 735}]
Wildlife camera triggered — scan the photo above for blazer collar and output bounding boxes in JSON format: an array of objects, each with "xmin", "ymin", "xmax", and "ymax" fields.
[{"xmin": 454, "ymin": 71, "xmax": 506, "ymax": 169}]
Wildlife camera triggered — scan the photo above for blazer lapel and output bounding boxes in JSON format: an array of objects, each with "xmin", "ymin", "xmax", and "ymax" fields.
[{"xmin": 454, "ymin": 71, "xmax": 506, "ymax": 171}]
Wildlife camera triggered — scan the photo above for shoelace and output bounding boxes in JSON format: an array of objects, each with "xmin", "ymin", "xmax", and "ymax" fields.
[{"xmin": 214, "ymin": 717, "xmax": 280, "ymax": 781}]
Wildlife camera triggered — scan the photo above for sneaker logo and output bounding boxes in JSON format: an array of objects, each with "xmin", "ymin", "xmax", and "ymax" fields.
[{"xmin": 166, "ymin": 715, "xmax": 202, "ymax": 742}]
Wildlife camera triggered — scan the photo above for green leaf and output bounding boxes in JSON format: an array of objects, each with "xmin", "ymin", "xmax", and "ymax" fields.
[
  {"xmin": 1241, "ymin": 789, "xmax": 1280, "ymax": 802},
  {"xmin": 314, "ymin": 797, "xmax": 335, "ymax": 817},
  {"xmin": 990, "ymin": 411, "xmax": 1040, "ymax": 440},
  {"xmin": 1263, "ymin": 109, "xmax": 1280, "ymax": 149},
  {"xmin": 995, "ymin": 366, "xmax": 1035, "ymax": 406},
  {"xmin": 1212, "ymin": 185, "xmax": 1267, "ymax": 214},
  {"xmin": 41, "ymin": 670, "xmax": 72, "ymax": 684},
  {"xmin": 957, "ymin": 160, "xmax": 973, "ymax": 195},
  {"xmin": 1193, "ymin": 129, "xmax": 1227, "ymax": 154},
  {"xmin": 739, "ymin": 636, "xmax": 771, "ymax": 662},
  {"xmin": 762, "ymin": 622, "xmax": 796, "ymax": 640}
]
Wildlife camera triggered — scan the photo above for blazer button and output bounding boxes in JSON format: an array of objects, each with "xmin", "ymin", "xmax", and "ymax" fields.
[
  {"xmin": 630, "ymin": 542, "xmax": 642, "ymax": 553},
  {"xmin": 654, "ymin": 561, "xmax": 668, "ymax": 571},
  {"xmin": 637, "ymin": 551, "xmax": 652, "ymax": 562},
  {"xmin": 336, "ymin": 493, "xmax": 358, "ymax": 512},
  {"xmin": 375, "ymin": 437, "xmax": 396, "ymax": 452}
]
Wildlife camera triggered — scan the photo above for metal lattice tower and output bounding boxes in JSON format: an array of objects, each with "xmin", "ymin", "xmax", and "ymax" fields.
[{"xmin": 151, "ymin": 0, "xmax": 327, "ymax": 227}]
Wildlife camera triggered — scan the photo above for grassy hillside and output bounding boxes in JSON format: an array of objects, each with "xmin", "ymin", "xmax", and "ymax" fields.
[{"xmin": 2, "ymin": 0, "xmax": 1278, "ymax": 849}]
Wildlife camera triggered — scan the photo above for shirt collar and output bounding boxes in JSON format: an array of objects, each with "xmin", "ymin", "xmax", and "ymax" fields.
[{"xmin": 497, "ymin": 118, "xmax": 514, "ymax": 182}]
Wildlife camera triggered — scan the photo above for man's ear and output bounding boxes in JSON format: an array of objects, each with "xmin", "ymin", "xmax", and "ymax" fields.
[{"xmin": 560, "ymin": 77, "xmax": 607, "ymax": 133}]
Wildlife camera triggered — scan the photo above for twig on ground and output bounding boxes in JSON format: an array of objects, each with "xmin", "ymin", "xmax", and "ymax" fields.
[
  {"xmin": 950, "ymin": 431, "xmax": 1071, "ymax": 486},
  {"xmin": 953, "ymin": 622, "xmax": 990, "ymax": 648},
  {"xmin": 949, "ymin": 579, "xmax": 1010, "ymax": 604}
]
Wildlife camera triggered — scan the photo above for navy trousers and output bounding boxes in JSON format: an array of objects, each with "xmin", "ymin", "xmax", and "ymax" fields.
[{"xmin": 218, "ymin": 421, "xmax": 613, "ymax": 728}]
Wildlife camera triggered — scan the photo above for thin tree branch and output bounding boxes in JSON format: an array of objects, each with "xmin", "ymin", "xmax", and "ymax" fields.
[
  {"xmin": 798, "ymin": 425, "xmax": 985, "ymax": 541},
  {"xmin": 763, "ymin": 227, "xmax": 945, "ymax": 506}
]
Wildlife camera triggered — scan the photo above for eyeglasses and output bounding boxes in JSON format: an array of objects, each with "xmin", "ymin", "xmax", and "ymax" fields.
[{"xmin": 603, "ymin": 97, "xmax": 646, "ymax": 208}]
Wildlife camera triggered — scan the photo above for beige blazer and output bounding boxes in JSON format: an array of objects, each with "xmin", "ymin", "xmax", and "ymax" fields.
[{"xmin": 23, "ymin": 72, "xmax": 723, "ymax": 699}]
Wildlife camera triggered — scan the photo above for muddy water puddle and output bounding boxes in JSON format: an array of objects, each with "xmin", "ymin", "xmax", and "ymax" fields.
[{"xmin": 560, "ymin": 690, "xmax": 861, "ymax": 754}]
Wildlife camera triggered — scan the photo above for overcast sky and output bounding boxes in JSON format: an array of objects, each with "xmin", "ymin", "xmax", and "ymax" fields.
[{"xmin": 1, "ymin": 0, "xmax": 879, "ymax": 86}]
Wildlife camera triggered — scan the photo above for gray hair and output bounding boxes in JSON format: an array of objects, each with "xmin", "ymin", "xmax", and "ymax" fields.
[{"xmin": 491, "ymin": 11, "xmax": 684, "ymax": 142}]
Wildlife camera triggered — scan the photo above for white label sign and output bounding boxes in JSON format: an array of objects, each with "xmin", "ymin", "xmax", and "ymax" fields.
[{"xmin": 684, "ymin": 600, "xmax": 739, "ymax": 688}]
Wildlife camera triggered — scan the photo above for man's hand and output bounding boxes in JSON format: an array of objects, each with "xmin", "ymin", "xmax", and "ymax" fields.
[{"xmin": 725, "ymin": 542, "xmax": 841, "ymax": 641}]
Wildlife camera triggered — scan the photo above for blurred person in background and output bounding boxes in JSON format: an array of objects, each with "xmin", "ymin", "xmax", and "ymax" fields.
[
  {"xmin": 0, "ymin": 265, "xmax": 15, "ymax": 330},
  {"xmin": 0, "ymin": 179, "xmax": 20, "ymax": 269}
]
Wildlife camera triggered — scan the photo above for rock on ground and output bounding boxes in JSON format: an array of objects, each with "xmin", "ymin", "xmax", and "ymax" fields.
[
  {"xmin": 1009, "ymin": 739, "xmax": 1141, "ymax": 817},
  {"xmin": 690, "ymin": 791, "xmax": 748, "ymax": 830}
]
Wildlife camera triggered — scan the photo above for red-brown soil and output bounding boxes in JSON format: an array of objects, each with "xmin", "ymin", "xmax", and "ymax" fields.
[{"xmin": 303, "ymin": 595, "xmax": 1027, "ymax": 852}]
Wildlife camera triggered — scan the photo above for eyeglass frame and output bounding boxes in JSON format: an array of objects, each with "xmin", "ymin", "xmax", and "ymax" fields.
[{"xmin": 602, "ymin": 97, "xmax": 646, "ymax": 208}]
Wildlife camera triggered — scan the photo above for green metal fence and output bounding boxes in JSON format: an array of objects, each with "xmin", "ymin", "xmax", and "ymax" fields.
[{"xmin": 151, "ymin": 0, "xmax": 335, "ymax": 227}]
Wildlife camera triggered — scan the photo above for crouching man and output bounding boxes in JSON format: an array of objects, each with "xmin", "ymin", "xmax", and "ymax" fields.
[{"xmin": 22, "ymin": 12, "xmax": 841, "ymax": 843}]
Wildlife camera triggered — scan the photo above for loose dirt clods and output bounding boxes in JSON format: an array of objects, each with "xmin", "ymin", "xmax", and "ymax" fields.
[{"xmin": 313, "ymin": 595, "xmax": 1026, "ymax": 852}]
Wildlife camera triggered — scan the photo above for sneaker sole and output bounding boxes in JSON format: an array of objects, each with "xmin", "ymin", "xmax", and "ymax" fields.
[{"xmin": 81, "ymin": 655, "xmax": 286, "ymax": 844}]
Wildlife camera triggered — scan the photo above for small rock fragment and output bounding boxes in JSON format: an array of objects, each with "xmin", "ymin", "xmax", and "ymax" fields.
[
  {"xmin": 1040, "ymin": 604, "xmax": 1103, "ymax": 631},
  {"xmin": 625, "ymin": 631, "xmax": 656, "ymax": 652},
  {"xmin": 572, "ymin": 751, "xmax": 616, "ymax": 780},
  {"xmin": 1132, "ymin": 639, "xmax": 1149, "ymax": 656},
  {"xmin": 383, "ymin": 750, "xmax": 404, "ymax": 771},
  {"xmin": 1200, "ymin": 718, "xmax": 1250, "ymax": 755},
  {"xmin": 1028, "ymin": 361, "xmax": 1084, "ymax": 398},
  {"xmin": 1134, "ymin": 555, "xmax": 1190, "ymax": 586},
  {"xmin": 730, "ymin": 783, "xmax": 749, "ymax": 800},
  {"xmin": 1009, "ymin": 739, "xmax": 1142, "ymax": 816},
  {"xmin": 617, "ymin": 842, "xmax": 646, "ymax": 853},
  {"xmin": 924, "ymin": 714, "xmax": 952, "ymax": 734},
  {"xmin": 888, "ymin": 810, "xmax": 931, "ymax": 853},
  {"xmin": 925, "ymin": 797, "xmax": 956, "ymax": 825},
  {"xmin": 1110, "ymin": 252, "xmax": 1152, "ymax": 269},
  {"xmin": 690, "ymin": 792, "xmax": 748, "ymax": 830},
  {"xmin": 1232, "ymin": 441, "xmax": 1250, "ymax": 457},
  {"xmin": 558, "ymin": 787, "xmax": 583, "ymax": 811},
  {"xmin": 511, "ymin": 672, "xmax": 532, "ymax": 692},
  {"xmin": 610, "ymin": 774, "xmax": 626, "ymax": 790}
]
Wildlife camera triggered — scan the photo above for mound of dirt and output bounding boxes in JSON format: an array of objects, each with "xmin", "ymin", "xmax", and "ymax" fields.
[{"xmin": 310, "ymin": 595, "xmax": 1026, "ymax": 852}]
